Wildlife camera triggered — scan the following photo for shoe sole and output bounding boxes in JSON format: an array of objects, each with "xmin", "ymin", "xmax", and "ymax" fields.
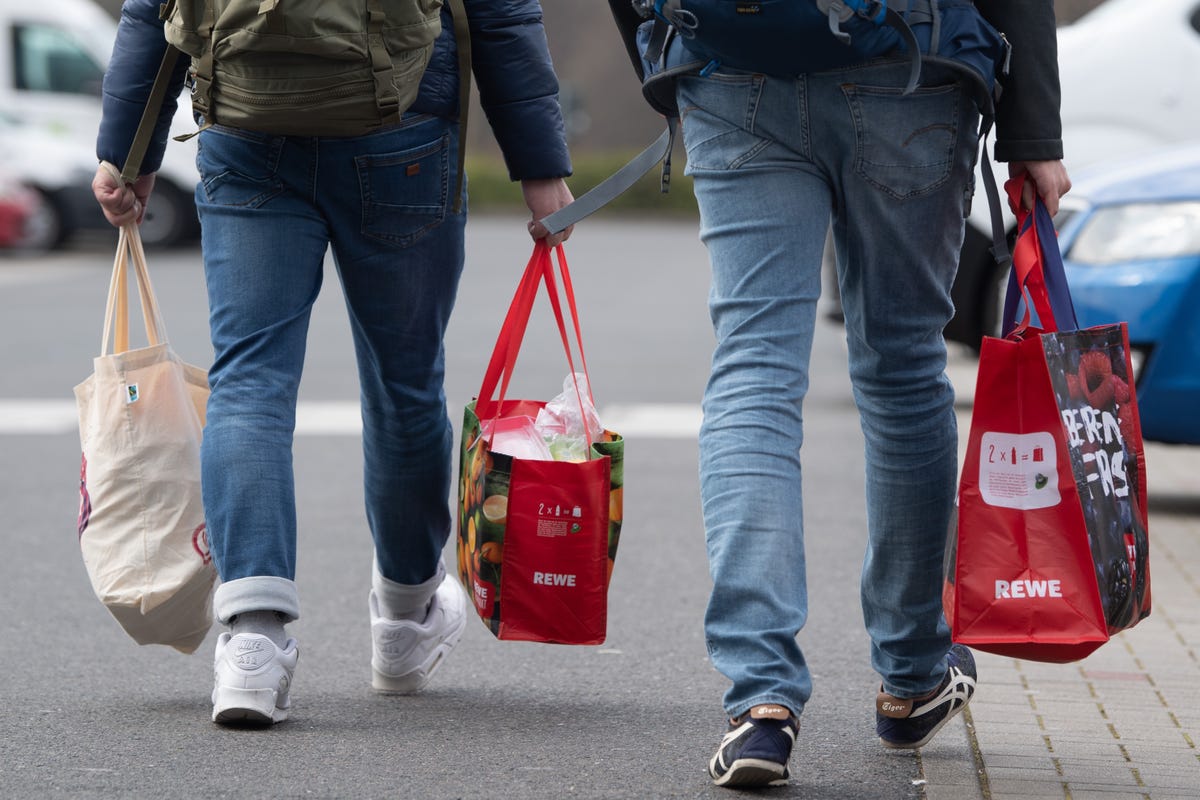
[
  {"xmin": 879, "ymin": 711, "xmax": 956, "ymax": 750},
  {"xmin": 710, "ymin": 757, "xmax": 788, "ymax": 788},
  {"xmin": 371, "ymin": 612, "xmax": 467, "ymax": 695},
  {"xmin": 212, "ymin": 686, "xmax": 289, "ymax": 725}
]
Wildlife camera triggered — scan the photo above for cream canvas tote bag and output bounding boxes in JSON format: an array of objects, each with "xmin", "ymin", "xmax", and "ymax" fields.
[{"xmin": 74, "ymin": 223, "xmax": 214, "ymax": 653}]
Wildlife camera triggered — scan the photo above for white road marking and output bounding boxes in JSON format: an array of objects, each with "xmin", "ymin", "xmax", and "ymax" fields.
[{"xmin": 0, "ymin": 400, "xmax": 704, "ymax": 438}]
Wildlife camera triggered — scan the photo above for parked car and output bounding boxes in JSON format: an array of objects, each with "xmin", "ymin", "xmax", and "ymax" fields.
[
  {"xmin": 0, "ymin": 168, "xmax": 38, "ymax": 249},
  {"xmin": 0, "ymin": 111, "xmax": 106, "ymax": 251},
  {"xmin": 1051, "ymin": 142, "xmax": 1200, "ymax": 445},
  {"xmin": 0, "ymin": 0, "xmax": 199, "ymax": 249},
  {"xmin": 946, "ymin": 0, "xmax": 1200, "ymax": 349}
]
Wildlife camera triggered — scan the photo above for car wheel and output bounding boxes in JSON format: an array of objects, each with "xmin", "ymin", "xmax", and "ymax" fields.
[
  {"xmin": 16, "ymin": 188, "xmax": 68, "ymax": 252},
  {"xmin": 140, "ymin": 181, "xmax": 198, "ymax": 248}
]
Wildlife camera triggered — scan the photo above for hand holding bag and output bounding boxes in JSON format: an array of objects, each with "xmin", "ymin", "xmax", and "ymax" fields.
[
  {"xmin": 74, "ymin": 223, "xmax": 215, "ymax": 653},
  {"xmin": 457, "ymin": 242, "xmax": 625, "ymax": 645},
  {"xmin": 943, "ymin": 177, "xmax": 1151, "ymax": 663}
]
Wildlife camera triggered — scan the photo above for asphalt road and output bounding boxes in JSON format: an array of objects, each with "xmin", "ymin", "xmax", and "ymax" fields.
[{"xmin": 0, "ymin": 218, "xmax": 1017, "ymax": 798}]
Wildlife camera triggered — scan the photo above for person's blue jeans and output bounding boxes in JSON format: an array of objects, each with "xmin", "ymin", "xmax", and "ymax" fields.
[
  {"xmin": 194, "ymin": 114, "xmax": 465, "ymax": 623},
  {"xmin": 678, "ymin": 59, "xmax": 981, "ymax": 718}
]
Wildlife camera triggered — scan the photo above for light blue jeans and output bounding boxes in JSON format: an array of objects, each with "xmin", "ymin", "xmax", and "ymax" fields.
[
  {"xmin": 678, "ymin": 59, "xmax": 981, "ymax": 718},
  {"xmin": 194, "ymin": 114, "xmax": 465, "ymax": 623}
]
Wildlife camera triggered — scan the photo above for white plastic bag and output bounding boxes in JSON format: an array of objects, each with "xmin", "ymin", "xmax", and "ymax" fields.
[
  {"xmin": 535, "ymin": 373, "xmax": 603, "ymax": 462},
  {"xmin": 481, "ymin": 414, "xmax": 553, "ymax": 460}
]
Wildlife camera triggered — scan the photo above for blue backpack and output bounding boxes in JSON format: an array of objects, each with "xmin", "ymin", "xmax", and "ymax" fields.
[
  {"xmin": 632, "ymin": 0, "xmax": 1006, "ymax": 114},
  {"xmin": 542, "ymin": 0, "xmax": 1010, "ymax": 257}
]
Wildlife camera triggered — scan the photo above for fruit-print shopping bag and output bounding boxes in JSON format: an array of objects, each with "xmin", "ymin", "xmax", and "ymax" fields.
[
  {"xmin": 943, "ymin": 178, "xmax": 1150, "ymax": 663},
  {"xmin": 457, "ymin": 242, "xmax": 624, "ymax": 645}
]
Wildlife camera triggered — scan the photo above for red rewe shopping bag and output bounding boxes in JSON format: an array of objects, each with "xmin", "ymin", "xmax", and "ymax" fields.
[
  {"xmin": 944, "ymin": 178, "xmax": 1150, "ymax": 663},
  {"xmin": 500, "ymin": 455, "xmax": 612, "ymax": 643},
  {"xmin": 457, "ymin": 242, "xmax": 624, "ymax": 645}
]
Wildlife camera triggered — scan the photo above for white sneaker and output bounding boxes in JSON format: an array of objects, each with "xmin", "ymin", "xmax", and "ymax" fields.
[
  {"xmin": 370, "ymin": 573, "xmax": 467, "ymax": 694},
  {"xmin": 211, "ymin": 632, "xmax": 299, "ymax": 725}
]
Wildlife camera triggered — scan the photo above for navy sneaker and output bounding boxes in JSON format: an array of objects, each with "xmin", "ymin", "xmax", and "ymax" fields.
[
  {"xmin": 876, "ymin": 644, "xmax": 977, "ymax": 749},
  {"xmin": 708, "ymin": 704, "xmax": 799, "ymax": 788}
]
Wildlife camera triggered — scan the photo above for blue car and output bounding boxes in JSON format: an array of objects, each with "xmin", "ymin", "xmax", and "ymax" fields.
[{"xmin": 1053, "ymin": 143, "xmax": 1200, "ymax": 445}]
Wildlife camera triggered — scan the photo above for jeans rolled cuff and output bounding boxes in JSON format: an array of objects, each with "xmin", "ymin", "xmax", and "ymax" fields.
[
  {"xmin": 728, "ymin": 695, "xmax": 804, "ymax": 721},
  {"xmin": 214, "ymin": 576, "xmax": 300, "ymax": 625}
]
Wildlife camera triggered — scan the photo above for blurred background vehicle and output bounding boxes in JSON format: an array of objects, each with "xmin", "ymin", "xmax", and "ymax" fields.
[
  {"xmin": 0, "ymin": 167, "xmax": 38, "ymax": 249},
  {"xmin": 1051, "ymin": 142, "xmax": 1200, "ymax": 445},
  {"xmin": 0, "ymin": 110, "xmax": 107, "ymax": 252},
  {"xmin": 0, "ymin": 0, "xmax": 199, "ymax": 250},
  {"xmin": 947, "ymin": 0, "xmax": 1200, "ymax": 348}
]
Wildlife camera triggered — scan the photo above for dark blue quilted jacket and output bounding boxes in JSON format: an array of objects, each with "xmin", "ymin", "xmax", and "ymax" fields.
[{"xmin": 96, "ymin": 0, "xmax": 572, "ymax": 181}]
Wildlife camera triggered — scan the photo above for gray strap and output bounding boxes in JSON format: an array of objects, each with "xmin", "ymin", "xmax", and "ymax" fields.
[
  {"xmin": 883, "ymin": 6, "xmax": 922, "ymax": 95},
  {"xmin": 928, "ymin": 0, "xmax": 942, "ymax": 57},
  {"xmin": 538, "ymin": 121, "xmax": 676, "ymax": 235}
]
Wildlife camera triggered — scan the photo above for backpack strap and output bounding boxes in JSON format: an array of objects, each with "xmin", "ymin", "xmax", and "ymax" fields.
[
  {"xmin": 190, "ymin": 0, "xmax": 217, "ymax": 128},
  {"xmin": 121, "ymin": 45, "xmax": 183, "ymax": 183},
  {"xmin": 446, "ymin": 0, "xmax": 470, "ymax": 213},
  {"xmin": 367, "ymin": 0, "xmax": 402, "ymax": 124},
  {"xmin": 819, "ymin": 1, "xmax": 922, "ymax": 93},
  {"xmin": 539, "ymin": 118, "xmax": 677, "ymax": 235}
]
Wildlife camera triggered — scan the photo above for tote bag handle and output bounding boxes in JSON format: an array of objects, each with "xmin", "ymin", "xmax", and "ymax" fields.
[
  {"xmin": 476, "ymin": 242, "xmax": 597, "ymax": 452},
  {"xmin": 100, "ymin": 221, "xmax": 170, "ymax": 356},
  {"xmin": 1001, "ymin": 175, "xmax": 1080, "ymax": 338}
]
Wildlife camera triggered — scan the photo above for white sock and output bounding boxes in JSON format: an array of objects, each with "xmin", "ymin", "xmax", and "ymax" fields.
[
  {"xmin": 230, "ymin": 610, "xmax": 288, "ymax": 648},
  {"xmin": 372, "ymin": 561, "xmax": 443, "ymax": 622}
]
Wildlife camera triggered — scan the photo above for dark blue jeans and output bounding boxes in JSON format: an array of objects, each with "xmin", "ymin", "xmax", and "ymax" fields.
[{"xmin": 195, "ymin": 114, "xmax": 465, "ymax": 623}]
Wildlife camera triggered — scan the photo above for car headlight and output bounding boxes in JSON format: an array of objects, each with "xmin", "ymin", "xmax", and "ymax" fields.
[
  {"xmin": 1067, "ymin": 201, "xmax": 1200, "ymax": 265},
  {"xmin": 1129, "ymin": 345, "xmax": 1149, "ymax": 384}
]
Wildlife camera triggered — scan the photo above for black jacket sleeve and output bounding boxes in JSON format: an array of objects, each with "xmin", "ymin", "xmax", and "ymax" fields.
[{"xmin": 975, "ymin": 0, "xmax": 1064, "ymax": 162}]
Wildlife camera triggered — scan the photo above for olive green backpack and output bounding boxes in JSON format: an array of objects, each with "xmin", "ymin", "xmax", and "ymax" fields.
[{"xmin": 160, "ymin": 0, "xmax": 469, "ymax": 138}]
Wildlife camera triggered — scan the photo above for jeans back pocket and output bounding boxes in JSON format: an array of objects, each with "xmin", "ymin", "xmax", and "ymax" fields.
[
  {"xmin": 357, "ymin": 133, "xmax": 449, "ymax": 247},
  {"xmin": 843, "ymin": 82, "xmax": 962, "ymax": 201}
]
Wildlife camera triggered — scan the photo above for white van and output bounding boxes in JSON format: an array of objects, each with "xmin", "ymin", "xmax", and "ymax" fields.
[{"xmin": 0, "ymin": 0, "xmax": 199, "ymax": 249}]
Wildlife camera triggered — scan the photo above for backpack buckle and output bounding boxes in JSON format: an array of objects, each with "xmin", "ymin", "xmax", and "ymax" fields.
[
  {"xmin": 670, "ymin": 9, "xmax": 699, "ymax": 38},
  {"xmin": 849, "ymin": 0, "xmax": 888, "ymax": 25}
]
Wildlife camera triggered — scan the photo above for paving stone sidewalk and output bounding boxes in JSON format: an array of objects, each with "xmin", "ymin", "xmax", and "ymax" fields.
[{"xmin": 917, "ymin": 364, "xmax": 1200, "ymax": 800}]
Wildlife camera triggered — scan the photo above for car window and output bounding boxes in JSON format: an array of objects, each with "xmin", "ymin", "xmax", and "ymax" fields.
[
  {"xmin": 12, "ymin": 22, "xmax": 104, "ymax": 96},
  {"xmin": 1052, "ymin": 208, "xmax": 1078, "ymax": 235}
]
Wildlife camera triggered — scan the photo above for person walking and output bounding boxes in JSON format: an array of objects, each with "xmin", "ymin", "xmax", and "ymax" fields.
[
  {"xmin": 92, "ymin": 0, "xmax": 574, "ymax": 725},
  {"xmin": 651, "ymin": 0, "xmax": 1073, "ymax": 787}
]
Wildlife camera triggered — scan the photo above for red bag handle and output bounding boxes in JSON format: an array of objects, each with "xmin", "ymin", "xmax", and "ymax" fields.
[
  {"xmin": 475, "ymin": 242, "xmax": 597, "ymax": 454},
  {"xmin": 1002, "ymin": 175, "xmax": 1079, "ymax": 337},
  {"xmin": 476, "ymin": 245, "xmax": 546, "ymax": 416}
]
